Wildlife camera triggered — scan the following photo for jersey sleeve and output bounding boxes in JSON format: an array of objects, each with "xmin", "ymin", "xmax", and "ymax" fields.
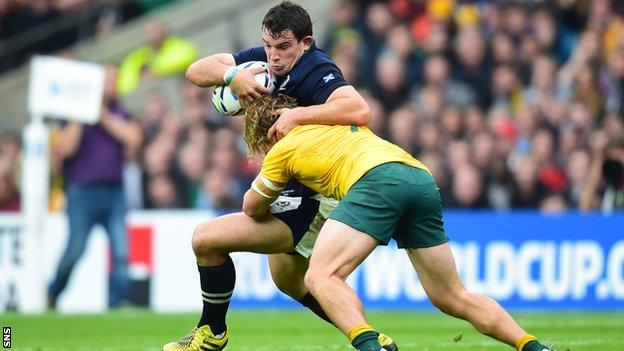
[
  {"xmin": 255, "ymin": 140, "xmax": 294, "ymax": 198},
  {"xmin": 305, "ymin": 64, "xmax": 349, "ymax": 104},
  {"xmin": 232, "ymin": 46, "xmax": 267, "ymax": 65}
]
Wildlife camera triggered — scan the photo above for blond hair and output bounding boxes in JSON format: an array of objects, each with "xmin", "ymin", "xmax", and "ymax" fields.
[{"xmin": 243, "ymin": 94, "xmax": 297, "ymax": 157}]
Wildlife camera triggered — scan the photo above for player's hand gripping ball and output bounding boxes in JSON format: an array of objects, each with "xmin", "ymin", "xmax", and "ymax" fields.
[{"xmin": 212, "ymin": 61, "xmax": 275, "ymax": 116}]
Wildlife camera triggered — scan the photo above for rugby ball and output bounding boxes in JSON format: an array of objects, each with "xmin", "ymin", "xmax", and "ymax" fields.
[{"xmin": 212, "ymin": 61, "xmax": 275, "ymax": 116}]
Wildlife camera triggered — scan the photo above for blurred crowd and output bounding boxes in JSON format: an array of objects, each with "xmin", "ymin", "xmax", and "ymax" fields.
[
  {"xmin": 1, "ymin": 0, "xmax": 624, "ymax": 214},
  {"xmin": 0, "ymin": 0, "xmax": 179, "ymax": 73},
  {"xmin": 323, "ymin": 0, "xmax": 624, "ymax": 212}
]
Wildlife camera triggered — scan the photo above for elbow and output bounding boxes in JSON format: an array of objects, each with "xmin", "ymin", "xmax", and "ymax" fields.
[
  {"xmin": 242, "ymin": 206, "xmax": 256, "ymax": 218},
  {"xmin": 185, "ymin": 63, "xmax": 198, "ymax": 84},
  {"xmin": 185, "ymin": 61, "xmax": 206, "ymax": 86},
  {"xmin": 242, "ymin": 203, "xmax": 264, "ymax": 218},
  {"xmin": 242, "ymin": 191, "xmax": 265, "ymax": 218},
  {"xmin": 123, "ymin": 127, "xmax": 143, "ymax": 153},
  {"xmin": 58, "ymin": 144, "xmax": 78, "ymax": 159}
]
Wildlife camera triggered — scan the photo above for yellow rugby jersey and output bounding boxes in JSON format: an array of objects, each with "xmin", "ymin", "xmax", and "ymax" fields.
[{"xmin": 255, "ymin": 125, "xmax": 429, "ymax": 200}]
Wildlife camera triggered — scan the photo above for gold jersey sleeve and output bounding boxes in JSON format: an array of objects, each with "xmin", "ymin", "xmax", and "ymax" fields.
[{"xmin": 260, "ymin": 125, "xmax": 430, "ymax": 200}]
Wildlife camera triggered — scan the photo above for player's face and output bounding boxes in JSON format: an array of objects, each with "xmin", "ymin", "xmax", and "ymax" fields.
[{"xmin": 262, "ymin": 28, "xmax": 312, "ymax": 76}]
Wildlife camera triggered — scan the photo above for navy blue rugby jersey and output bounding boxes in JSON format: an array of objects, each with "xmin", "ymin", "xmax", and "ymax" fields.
[
  {"xmin": 234, "ymin": 42, "xmax": 350, "ymax": 199},
  {"xmin": 232, "ymin": 42, "xmax": 348, "ymax": 107}
]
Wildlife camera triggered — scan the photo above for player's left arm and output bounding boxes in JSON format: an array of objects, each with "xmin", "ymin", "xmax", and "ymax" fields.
[{"xmin": 296, "ymin": 85, "xmax": 371, "ymax": 125}]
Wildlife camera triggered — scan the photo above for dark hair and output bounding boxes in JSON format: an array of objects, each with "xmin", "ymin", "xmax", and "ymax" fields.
[{"xmin": 262, "ymin": 1, "xmax": 313, "ymax": 41}]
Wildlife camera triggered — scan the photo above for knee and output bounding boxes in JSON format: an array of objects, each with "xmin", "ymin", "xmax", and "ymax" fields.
[
  {"xmin": 63, "ymin": 242, "xmax": 88, "ymax": 264},
  {"xmin": 303, "ymin": 269, "xmax": 320, "ymax": 293},
  {"xmin": 191, "ymin": 222, "xmax": 219, "ymax": 258},
  {"xmin": 303, "ymin": 267, "xmax": 331, "ymax": 294},
  {"xmin": 429, "ymin": 289, "xmax": 469, "ymax": 317}
]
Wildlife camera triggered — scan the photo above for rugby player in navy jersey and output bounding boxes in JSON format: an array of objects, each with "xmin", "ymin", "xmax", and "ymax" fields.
[{"xmin": 162, "ymin": 2, "xmax": 397, "ymax": 350}]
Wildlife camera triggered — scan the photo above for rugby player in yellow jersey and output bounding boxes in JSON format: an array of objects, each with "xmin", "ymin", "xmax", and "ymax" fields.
[{"xmin": 242, "ymin": 95, "xmax": 555, "ymax": 351}]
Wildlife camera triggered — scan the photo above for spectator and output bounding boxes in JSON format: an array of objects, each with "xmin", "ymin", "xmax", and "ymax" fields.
[
  {"xmin": 117, "ymin": 21, "xmax": 197, "ymax": 95},
  {"xmin": 540, "ymin": 193, "xmax": 569, "ymax": 213},
  {"xmin": 147, "ymin": 174, "xmax": 182, "ymax": 208},
  {"xmin": 94, "ymin": 0, "xmax": 144, "ymax": 38},
  {"xmin": 452, "ymin": 27, "xmax": 491, "ymax": 107},
  {"xmin": 413, "ymin": 54, "xmax": 475, "ymax": 107},
  {"xmin": 177, "ymin": 142, "xmax": 206, "ymax": 207},
  {"xmin": 511, "ymin": 156, "xmax": 545, "ymax": 208},
  {"xmin": 196, "ymin": 167, "xmax": 241, "ymax": 215},
  {"xmin": 565, "ymin": 149, "xmax": 591, "ymax": 207},
  {"xmin": 387, "ymin": 104, "xmax": 419, "ymax": 154},
  {"xmin": 139, "ymin": 90, "xmax": 179, "ymax": 143},
  {"xmin": 448, "ymin": 165, "xmax": 488, "ymax": 209},
  {"xmin": 439, "ymin": 105, "xmax": 463, "ymax": 140},
  {"xmin": 371, "ymin": 52, "xmax": 409, "ymax": 111},
  {"xmin": 491, "ymin": 32, "xmax": 516, "ymax": 65},
  {"xmin": 47, "ymin": 65, "xmax": 142, "ymax": 309},
  {"xmin": 11, "ymin": 0, "xmax": 613, "ymax": 214},
  {"xmin": 0, "ymin": 169, "xmax": 19, "ymax": 212},
  {"xmin": 581, "ymin": 137, "xmax": 624, "ymax": 212}
]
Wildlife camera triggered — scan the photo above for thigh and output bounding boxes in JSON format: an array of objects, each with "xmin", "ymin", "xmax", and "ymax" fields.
[
  {"xmin": 270, "ymin": 181, "xmax": 321, "ymax": 252},
  {"xmin": 294, "ymin": 195, "xmax": 338, "ymax": 258},
  {"xmin": 327, "ymin": 173, "xmax": 401, "ymax": 246},
  {"xmin": 395, "ymin": 169, "xmax": 448, "ymax": 249},
  {"xmin": 406, "ymin": 243, "xmax": 465, "ymax": 298},
  {"xmin": 308, "ymin": 219, "xmax": 378, "ymax": 280},
  {"xmin": 66, "ymin": 185, "xmax": 98, "ymax": 247},
  {"xmin": 102, "ymin": 186, "xmax": 128, "ymax": 257},
  {"xmin": 194, "ymin": 212, "xmax": 295, "ymax": 254},
  {"xmin": 268, "ymin": 253, "xmax": 309, "ymax": 298}
]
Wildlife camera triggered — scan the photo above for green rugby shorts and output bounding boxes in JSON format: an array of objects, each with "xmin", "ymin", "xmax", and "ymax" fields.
[{"xmin": 328, "ymin": 162, "xmax": 449, "ymax": 248}]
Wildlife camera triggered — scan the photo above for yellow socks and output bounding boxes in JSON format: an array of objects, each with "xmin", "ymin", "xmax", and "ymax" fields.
[
  {"xmin": 516, "ymin": 334, "xmax": 537, "ymax": 351},
  {"xmin": 348, "ymin": 324, "xmax": 382, "ymax": 351}
]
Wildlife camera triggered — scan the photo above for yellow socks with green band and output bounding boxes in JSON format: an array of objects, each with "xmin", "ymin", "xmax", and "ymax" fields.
[
  {"xmin": 516, "ymin": 334, "xmax": 552, "ymax": 351},
  {"xmin": 348, "ymin": 324, "xmax": 383, "ymax": 351}
]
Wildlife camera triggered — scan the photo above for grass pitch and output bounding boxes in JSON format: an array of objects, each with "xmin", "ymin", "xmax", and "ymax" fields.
[{"xmin": 1, "ymin": 309, "xmax": 622, "ymax": 350}]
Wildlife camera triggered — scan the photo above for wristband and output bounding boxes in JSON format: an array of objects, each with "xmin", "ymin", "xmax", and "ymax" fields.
[{"xmin": 223, "ymin": 66, "xmax": 239, "ymax": 86}]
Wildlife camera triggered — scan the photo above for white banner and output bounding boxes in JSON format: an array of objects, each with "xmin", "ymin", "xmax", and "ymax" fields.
[
  {"xmin": 2, "ymin": 211, "xmax": 622, "ymax": 313},
  {"xmin": 0, "ymin": 214, "xmax": 107, "ymax": 313},
  {"xmin": 28, "ymin": 56, "xmax": 105, "ymax": 124}
]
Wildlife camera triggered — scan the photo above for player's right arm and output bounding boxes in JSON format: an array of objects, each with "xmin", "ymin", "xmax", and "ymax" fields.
[
  {"xmin": 185, "ymin": 53, "xmax": 268, "ymax": 100},
  {"xmin": 243, "ymin": 140, "xmax": 292, "ymax": 218}
]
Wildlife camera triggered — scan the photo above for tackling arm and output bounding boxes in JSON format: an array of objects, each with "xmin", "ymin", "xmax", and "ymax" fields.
[
  {"xmin": 242, "ymin": 175, "xmax": 284, "ymax": 218},
  {"xmin": 293, "ymin": 85, "xmax": 371, "ymax": 126},
  {"xmin": 242, "ymin": 189, "xmax": 274, "ymax": 218},
  {"xmin": 268, "ymin": 85, "xmax": 371, "ymax": 140}
]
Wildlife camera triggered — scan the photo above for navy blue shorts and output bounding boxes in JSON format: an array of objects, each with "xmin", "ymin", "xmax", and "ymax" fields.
[{"xmin": 269, "ymin": 180, "xmax": 320, "ymax": 251}]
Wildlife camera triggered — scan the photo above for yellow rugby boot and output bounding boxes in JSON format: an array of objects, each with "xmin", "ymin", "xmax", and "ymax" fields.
[
  {"xmin": 163, "ymin": 325, "xmax": 228, "ymax": 351},
  {"xmin": 378, "ymin": 332, "xmax": 399, "ymax": 351}
]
